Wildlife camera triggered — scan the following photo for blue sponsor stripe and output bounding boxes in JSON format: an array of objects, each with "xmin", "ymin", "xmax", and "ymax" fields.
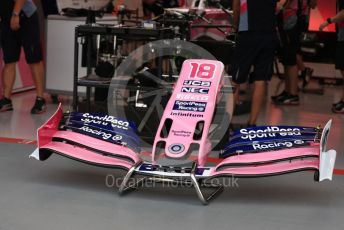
[
  {"xmin": 232, "ymin": 126, "xmax": 319, "ymax": 136},
  {"xmin": 69, "ymin": 112, "xmax": 138, "ymax": 131},
  {"xmin": 173, "ymin": 100, "xmax": 207, "ymax": 112},
  {"xmin": 65, "ymin": 122, "xmax": 141, "ymax": 153},
  {"xmin": 67, "ymin": 120, "xmax": 141, "ymax": 146},
  {"xmin": 230, "ymin": 126, "xmax": 319, "ymax": 142},
  {"xmin": 221, "ymin": 140, "xmax": 314, "ymax": 158},
  {"xmin": 224, "ymin": 135, "xmax": 318, "ymax": 151}
]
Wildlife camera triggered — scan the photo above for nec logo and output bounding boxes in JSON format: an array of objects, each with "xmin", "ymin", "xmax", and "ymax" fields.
[
  {"xmin": 183, "ymin": 80, "xmax": 211, "ymax": 87},
  {"xmin": 181, "ymin": 87, "xmax": 209, "ymax": 94}
]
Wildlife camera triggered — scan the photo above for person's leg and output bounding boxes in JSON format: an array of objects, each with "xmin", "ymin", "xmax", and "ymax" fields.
[
  {"xmin": 284, "ymin": 65, "xmax": 291, "ymax": 93},
  {"xmin": 29, "ymin": 61, "xmax": 46, "ymax": 114},
  {"xmin": 231, "ymin": 83, "xmax": 240, "ymax": 104},
  {"xmin": 272, "ymin": 30, "xmax": 291, "ymax": 100},
  {"xmin": 20, "ymin": 12, "xmax": 46, "ymax": 114},
  {"xmin": 0, "ymin": 61, "xmax": 18, "ymax": 111},
  {"xmin": 1, "ymin": 21, "xmax": 21, "ymax": 100},
  {"xmin": 296, "ymin": 54, "xmax": 305, "ymax": 72},
  {"xmin": 249, "ymin": 81, "xmax": 266, "ymax": 125},
  {"xmin": 341, "ymin": 70, "xmax": 344, "ymax": 101},
  {"xmin": 275, "ymin": 64, "xmax": 299, "ymax": 105},
  {"xmin": 334, "ymin": 41, "xmax": 344, "ymax": 105},
  {"xmin": 297, "ymin": 53, "xmax": 314, "ymax": 88},
  {"xmin": 274, "ymin": 28, "xmax": 299, "ymax": 105},
  {"xmin": 287, "ymin": 64, "xmax": 298, "ymax": 95},
  {"xmin": 228, "ymin": 81, "xmax": 240, "ymax": 115},
  {"xmin": 289, "ymin": 28, "xmax": 302, "ymax": 95},
  {"xmin": 332, "ymin": 70, "xmax": 344, "ymax": 114},
  {"xmin": 2, "ymin": 63, "xmax": 16, "ymax": 99},
  {"xmin": 0, "ymin": 62, "xmax": 16, "ymax": 112},
  {"xmin": 21, "ymin": 12, "xmax": 44, "ymax": 98},
  {"xmin": 230, "ymin": 32, "xmax": 257, "ymax": 116},
  {"xmin": 271, "ymin": 70, "xmax": 288, "ymax": 100},
  {"xmin": 251, "ymin": 33, "xmax": 276, "ymax": 124},
  {"xmin": 285, "ymin": 27, "xmax": 299, "ymax": 96},
  {"xmin": 29, "ymin": 61, "xmax": 45, "ymax": 98}
]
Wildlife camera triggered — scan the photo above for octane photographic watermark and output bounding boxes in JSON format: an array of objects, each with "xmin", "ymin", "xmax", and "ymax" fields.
[{"xmin": 105, "ymin": 174, "xmax": 240, "ymax": 189}]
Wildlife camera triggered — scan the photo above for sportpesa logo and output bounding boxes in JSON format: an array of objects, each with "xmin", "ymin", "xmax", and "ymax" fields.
[{"xmin": 240, "ymin": 127, "xmax": 302, "ymax": 141}]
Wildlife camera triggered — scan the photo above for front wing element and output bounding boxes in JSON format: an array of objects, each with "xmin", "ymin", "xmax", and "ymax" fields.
[
  {"xmin": 30, "ymin": 104, "xmax": 141, "ymax": 171},
  {"xmin": 30, "ymin": 104, "xmax": 337, "ymax": 204},
  {"xmin": 29, "ymin": 59, "xmax": 337, "ymax": 204},
  {"xmin": 319, "ymin": 120, "xmax": 336, "ymax": 181}
]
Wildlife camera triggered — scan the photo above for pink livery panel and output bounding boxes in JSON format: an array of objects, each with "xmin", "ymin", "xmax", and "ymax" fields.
[
  {"xmin": 152, "ymin": 59, "xmax": 224, "ymax": 166},
  {"xmin": 210, "ymin": 147, "xmax": 320, "ymax": 177},
  {"xmin": 40, "ymin": 142, "xmax": 134, "ymax": 170},
  {"xmin": 36, "ymin": 104, "xmax": 139, "ymax": 169},
  {"xmin": 210, "ymin": 159, "xmax": 319, "ymax": 177},
  {"xmin": 37, "ymin": 104, "xmax": 64, "ymax": 149}
]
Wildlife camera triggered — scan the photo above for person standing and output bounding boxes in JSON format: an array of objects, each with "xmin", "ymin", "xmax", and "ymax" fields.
[
  {"xmin": 230, "ymin": 0, "xmax": 279, "ymax": 126},
  {"xmin": 319, "ymin": 0, "xmax": 344, "ymax": 114},
  {"xmin": 296, "ymin": 0, "xmax": 317, "ymax": 86},
  {"xmin": 272, "ymin": 0, "xmax": 317, "ymax": 105},
  {"xmin": 0, "ymin": 0, "xmax": 46, "ymax": 114}
]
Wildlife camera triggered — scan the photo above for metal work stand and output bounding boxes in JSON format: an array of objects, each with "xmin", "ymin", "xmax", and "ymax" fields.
[
  {"xmin": 119, "ymin": 162, "xmax": 224, "ymax": 205},
  {"xmin": 72, "ymin": 24, "xmax": 175, "ymax": 112}
]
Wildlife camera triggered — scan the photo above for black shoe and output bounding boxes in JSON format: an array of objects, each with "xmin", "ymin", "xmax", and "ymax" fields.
[
  {"xmin": 31, "ymin": 97, "xmax": 47, "ymax": 114},
  {"xmin": 271, "ymin": 90, "xmax": 288, "ymax": 101},
  {"xmin": 0, "ymin": 97, "xmax": 13, "ymax": 112},
  {"xmin": 333, "ymin": 100, "xmax": 343, "ymax": 107},
  {"xmin": 274, "ymin": 93, "xmax": 300, "ymax": 105},
  {"xmin": 332, "ymin": 101, "xmax": 344, "ymax": 114}
]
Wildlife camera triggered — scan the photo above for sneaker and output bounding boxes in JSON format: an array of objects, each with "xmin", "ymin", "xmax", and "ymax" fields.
[
  {"xmin": 333, "ymin": 100, "xmax": 343, "ymax": 107},
  {"xmin": 271, "ymin": 90, "xmax": 288, "ymax": 101},
  {"xmin": 274, "ymin": 93, "xmax": 300, "ymax": 105},
  {"xmin": 0, "ymin": 97, "xmax": 13, "ymax": 112},
  {"xmin": 332, "ymin": 101, "xmax": 344, "ymax": 114},
  {"xmin": 31, "ymin": 97, "xmax": 47, "ymax": 114}
]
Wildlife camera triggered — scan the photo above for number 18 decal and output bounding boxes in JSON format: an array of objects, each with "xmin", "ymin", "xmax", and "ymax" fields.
[{"xmin": 190, "ymin": 62, "xmax": 215, "ymax": 79}]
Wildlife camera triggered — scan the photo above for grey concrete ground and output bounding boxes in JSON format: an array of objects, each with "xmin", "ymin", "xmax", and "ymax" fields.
[{"xmin": 0, "ymin": 142, "xmax": 343, "ymax": 230}]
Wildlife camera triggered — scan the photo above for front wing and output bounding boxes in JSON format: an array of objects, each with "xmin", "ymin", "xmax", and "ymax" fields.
[{"xmin": 30, "ymin": 105, "xmax": 337, "ymax": 204}]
